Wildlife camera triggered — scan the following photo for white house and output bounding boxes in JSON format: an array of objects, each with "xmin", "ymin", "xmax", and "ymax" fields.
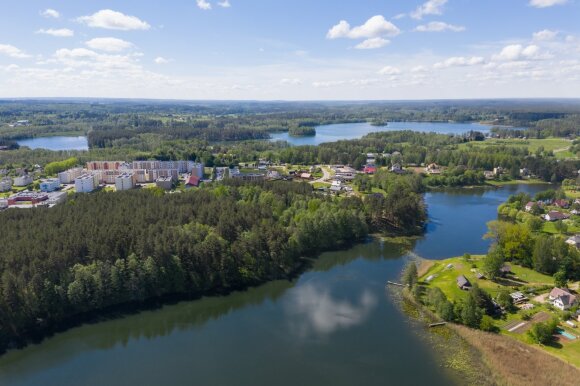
[
  {"xmin": 549, "ymin": 288, "xmax": 577, "ymax": 311},
  {"xmin": 566, "ymin": 235, "xmax": 580, "ymax": 249}
]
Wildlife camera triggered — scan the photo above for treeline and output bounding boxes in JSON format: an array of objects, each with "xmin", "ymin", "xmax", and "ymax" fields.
[
  {"xmin": 0, "ymin": 178, "xmax": 425, "ymax": 352},
  {"xmin": 44, "ymin": 157, "xmax": 78, "ymax": 175},
  {"xmin": 288, "ymin": 126, "xmax": 316, "ymax": 136}
]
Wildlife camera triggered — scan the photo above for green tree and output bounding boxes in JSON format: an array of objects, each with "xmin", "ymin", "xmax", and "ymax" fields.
[
  {"xmin": 402, "ymin": 262, "xmax": 418, "ymax": 288},
  {"xmin": 482, "ymin": 246, "xmax": 505, "ymax": 280},
  {"xmin": 554, "ymin": 270, "xmax": 568, "ymax": 288},
  {"xmin": 461, "ymin": 295, "xmax": 483, "ymax": 328}
]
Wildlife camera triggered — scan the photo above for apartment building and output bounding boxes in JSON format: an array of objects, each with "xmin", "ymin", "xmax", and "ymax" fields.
[
  {"xmin": 39, "ymin": 178, "xmax": 61, "ymax": 192},
  {"xmin": 75, "ymin": 174, "xmax": 99, "ymax": 193},
  {"xmin": 115, "ymin": 173, "xmax": 136, "ymax": 191},
  {"xmin": 58, "ymin": 167, "xmax": 83, "ymax": 184}
]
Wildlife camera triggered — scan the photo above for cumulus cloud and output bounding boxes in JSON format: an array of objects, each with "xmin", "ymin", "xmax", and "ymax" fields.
[
  {"xmin": 86, "ymin": 38, "xmax": 133, "ymax": 52},
  {"xmin": 411, "ymin": 0, "xmax": 447, "ymax": 20},
  {"xmin": 529, "ymin": 0, "xmax": 567, "ymax": 8},
  {"xmin": 154, "ymin": 57, "xmax": 170, "ymax": 64},
  {"xmin": 41, "ymin": 9, "xmax": 60, "ymax": 19},
  {"xmin": 218, "ymin": 0, "xmax": 231, "ymax": 7},
  {"xmin": 196, "ymin": 0, "xmax": 212, "ymax": 10},
  {"xmin": 533, "ymin": 29, "xmax": 558, "ymax": 41},
  {"xmin": 415, "ymin": 21, "xmax": 465, "ymax": 32},
  {"xmin": 280, "ymin": 78, "xmax": 302, "ymax": 85},
  {"xmin": 36, "ymin": 28, "xmax": 74, "ymax": 37},
  {"xmin": 327, "ymin": 15, "xmax": 400, "ymax": 40},
  {"xmin": 355, "ymin": 37, "xmax": 390, "ymax": 49},
  {"xmin": 434, "ymin": 56, "xmax": 485, "ymax": 68},
  {"xmin": 378, "ymin": 66, "xmax": 401, "ymax": 75},
  {"xmin": 411, "ymin": 65, "xmax": 428, "ymax": 73},
  {"xmin": 77, "ymin": 9, "xmax": 150, "ymax": 31},
  {"xmin": 492, "ymin": 44, "xmax": 551, "ymax": 61},
  {"xmin": 0, "ymin": 44, "xmax": 31, "ymax": 59}
]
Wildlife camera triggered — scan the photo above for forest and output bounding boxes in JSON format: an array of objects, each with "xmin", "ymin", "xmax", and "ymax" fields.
[{"xmin": 0, "ymin": 177, "xmax": 424, "ymax": 353}]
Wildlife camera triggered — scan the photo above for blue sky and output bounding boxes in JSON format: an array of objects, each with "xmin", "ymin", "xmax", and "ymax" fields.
[{"xmin": 0, "ymin": 0, "xmax": 579, "ymax": 99}]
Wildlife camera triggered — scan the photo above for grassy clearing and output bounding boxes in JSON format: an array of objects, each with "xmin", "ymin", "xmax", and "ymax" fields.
[
  {"xmin": 460, "ymin": 137, "xmax": 573, "ymax": 156},
  {"xmin": 485, "ymin": 179, "xmax": 550, "ymax": 187},
  {"xmin": 450, "ymin": 324, "xmax": 580, "ymax": 386}
]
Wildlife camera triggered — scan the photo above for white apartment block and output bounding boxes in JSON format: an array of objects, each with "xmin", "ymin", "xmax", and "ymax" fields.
[
  {"xmin": 13, "ymin": 174, "xmax": 33, "ymax": 187},
  {"xmin": 75, "ymin": 174, "xmax": 99, "ymax": 193},
  {"xmin": 0, "ymin": 177, "xmax": 12, "ymax": 192},
  {"xmin": 58, "ymin": 167, "xmax": 83, "ymax": 184},
  {"xmin": 115, "ymin": 173, "xmax": 136, "ymax": 191}
]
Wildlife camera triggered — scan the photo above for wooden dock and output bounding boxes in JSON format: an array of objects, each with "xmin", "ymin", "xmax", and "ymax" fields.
[
  {"xmin": 386, "ymin": 281, "xmax": 406, "ymax": 287},
  {"xmin": 429, "ymin": 322, "xmax": 447, "ymax": 328}
]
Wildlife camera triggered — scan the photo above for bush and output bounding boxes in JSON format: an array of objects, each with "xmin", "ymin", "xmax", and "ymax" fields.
[{"xmin": 480, "ymin": 315, "xmax": 498, "ymax": 332}]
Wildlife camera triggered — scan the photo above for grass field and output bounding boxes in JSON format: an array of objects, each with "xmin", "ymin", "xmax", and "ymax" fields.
[
  {"xmin": 485, "ymin": 179, "xmax": 550, "ymax": 187},
  {"xmin": 460, "ymin": 137, "xmax": 575, "ymax": 159}
]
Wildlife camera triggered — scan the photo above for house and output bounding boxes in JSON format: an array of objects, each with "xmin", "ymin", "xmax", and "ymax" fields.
[
  {"xmin": 510, "ymin": 292, "xmax": 528, "ymax": 304},
  {"xmin": 555, "ymin": 199, "xmax": 570, "ymax": 209},
  {"xmin": 493, "ymin": 166, "xmax": 503, "ymax": 176},
  {"xmin": 499, "ymin": 264, "xmax": 512, "ymax": 276},
  {"xmin": 300, "ymin": 173, "xmax": 312, "ymax": 180},
  {"xmin": 566, "ymin": 235, "xmax": 580, "ymax": 249},
  {"xmin": 544, "ymin": 211, "xmax": 570, "ymax": 222},
  {"xmin": 525, "ymin": 201, "xmax": 542, "ymax": 212},
  {"xmin": 425, "ymin": 163, "xmax": 442, "ymax": 175},
  {"xmin": 156, "ymin": 176, "xmax": 174, "ymax": 190},
  {"xmin": 457, "ymin": 275, "xmax": 472, "ymax": 290},
  {"xmin": 329, "ymin": 185, "xmax": 342, "ymax": 194},
  {"xmin": 266, "ymin": 170, "xmax": 281, "ymax": 180},
  {"xmin": 483, "ymin": 171, "xmax": 495, "ymax": 179},
  {"xmin": 363, "ymin": 165, "xmax": 377, "ymax": 174},
  {"xmin": 549, "ymin": 288, "xmax": 577, "ymax": 311},
  {"xmin": 186, "ymin": 175, "xmax": 201, "ymax": 187},
  {"xmin": 391, "ymin": 164, "xmax": 403, "ymax": 173},
  {"xmin": 520, "ymin": 168, "xmax": 530, "ymax": 177}
]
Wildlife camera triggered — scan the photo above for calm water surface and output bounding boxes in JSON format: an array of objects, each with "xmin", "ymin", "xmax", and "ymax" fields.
[
  {"xmin": 0, "ymin": 184, "xmax": 546, "ymax": 386},
  {"xmin": 16, "ymin": 136, "xmax": 88, "ymax": 151},
  {"xmin": 270, "ymin": 121, "xmax": 497, "ymax": 146}
]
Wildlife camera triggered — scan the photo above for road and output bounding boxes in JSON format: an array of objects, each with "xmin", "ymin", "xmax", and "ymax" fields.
[{"xmin": 309, "ymin": 165, "xmax": 331, "ymax": 184}]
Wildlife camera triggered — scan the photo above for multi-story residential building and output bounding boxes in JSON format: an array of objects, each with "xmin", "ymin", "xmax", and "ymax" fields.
[
  {"xmin": 156, "ymin": 176, "xmax": 174, "ymax": 190},
  {"xmin": 85, "ymin": 160, "xmax": 202, "ymax": 184},
  {"xmin": 86, "ymin": 161, "xmax": 124, "ymax": 171},
  {"xmin": 190, "ymin": 163, "xmax": 204, "ymax": 178},
  {"xmin": 0, "ymin": 177, "xmax": 12, "ymax": 192},
  {"xmin": 58, "ymin": 167, "xmax": 83, "ymax": 184},
  {"xmin": 13, "ymin": 174, "xmax": 33, "ymax": 187},
  {"xmin": 115, "ymin": 173, "xmax": 136, "ymax": 191},
  {"xmin": 75, "ymin": 174, "xmax": 99, "ymax": 193},
  {"xmin": 39, "ymin": 178, "xmax": 61, "ymax": 192}
]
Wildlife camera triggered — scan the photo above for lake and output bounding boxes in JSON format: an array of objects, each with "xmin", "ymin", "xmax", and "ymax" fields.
[
  {"xmin": 16, "ymin": 136, "xmax": 88, "ymax": 151},
  {"xmin": 270, "ymin": 121, "xmax": 495, "ymax": 146},
  {"xmin": 0, "ymin": 184, "xmax": 547, "ymax": 386}
]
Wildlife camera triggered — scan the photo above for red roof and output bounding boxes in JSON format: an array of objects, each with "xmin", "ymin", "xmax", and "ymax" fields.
[
  {"xmin": 186, "ymin": 175, "xmax": 200, "ymax": 186},
  {"xmin": 363, "ymin": 166, "xmax": 377, "ymax": 174}
]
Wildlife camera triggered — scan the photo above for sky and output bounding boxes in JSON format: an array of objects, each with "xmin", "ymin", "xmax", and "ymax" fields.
[{"xmin": 0, "ymin": 0, "xmax": 579, "ymax": 100}]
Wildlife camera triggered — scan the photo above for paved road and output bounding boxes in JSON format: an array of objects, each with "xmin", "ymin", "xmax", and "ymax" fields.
[{"xmin": 310, "ymin": 165, "xmax": 331, "ymax": 184}]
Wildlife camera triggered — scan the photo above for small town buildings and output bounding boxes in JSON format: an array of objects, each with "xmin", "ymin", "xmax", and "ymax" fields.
[
  {"xmin": 510, "ymin": 292, "xmax": 528, "ymax": 304},
  {"xmin": 499, "ymin": 264, "xmax": 512, "ymax": 276},
  {"xmin": 493, "ymin": 166, "xmax": 504, "ymax": 176},
  {"xmin": 524, "ymin": 201, "xmax": 543, "ymax": 212},
  {"xmin": 115, "ymin": 173, "xmax": 136, "ymax": 191},
  {"xmin": 13, "ymin": 174, "xmax": 33, "ymax": 187},
  {"xmin": 483, "ymin": 171, "xmax": 495, "ymax": 179},
  {"xmin": 544, "ymin": 211, "xmax": 570, "ymax": 222},
  {"xmin": 549, "ymin": 288, "xmax": 577, "ymax": 311},
  {"xmin": 232, "ymin": 173, "xmax": 265, "ymax": 182},
  {"xmin": 39, "ymin": 178, "xmax": 61, "ymax": 192},
  {"xmin": 391, "ymin": 164, "xmax": 403, "ymax": 173},
  {"xmin": 7, "ymin": 191, "xmax": 49, "ymax": 206},
  {"xmin": 156, "ymin": 176, "xmax": 174, "ymax": 190},
  {"xmin": 300, "ymin": 173, "xmax": 312, "ymax": 179},
  {"xmin": 75, "ymin": 174, "xmax": 99, "ymax": 193},
  {"xmin": 0, "ymin": 177, "xmax": 12, "ymax": 192},
  {"xmin": 46, "ymin": 191, "xmax": 67, "ymax": 206},
  {"xmin": 554, "ymin": 199, "xmax": 570, "ymax": 209},
  {"xmin": 266, "ymin": 170, "xmax": 281, "ymax": 180},
  {"xmin": 566, "ymin": 235, "xmax": 580, "ymax": 249},
  {"xmin": 58, "ymin": 167, "xmax": 83, "ymax": 184},
  {"xmin": 0, "ymin": 199, "xmax": 7, "ymax": 209},
  {"xmin": 520, "ymin": 168, "xmax": 530, "ymax": 177},
  {"xmin": 457, "ymin": 275, "xmax": 472, "ymax": 290}
]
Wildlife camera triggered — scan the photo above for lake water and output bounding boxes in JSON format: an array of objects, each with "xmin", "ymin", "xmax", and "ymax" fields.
[
  {"xmin": 0, "ymin": 184, "xmax": 547, "ymax": 386},
  {"xmin": 16, "ymin": 136, "xmax": 88, "ymax": 151},
  {"xmin": 270, "ymin": 121, "xmax": 495, "ymax": 146}
]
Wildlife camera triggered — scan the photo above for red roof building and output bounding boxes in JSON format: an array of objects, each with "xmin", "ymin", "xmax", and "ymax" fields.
[
  {"xmin": 186, "ymin": 175, "xmax": 201, "ymax": 187},
  {"xmin": 363, "ymin": 166, "xmax": 377, "ymax": 174}
]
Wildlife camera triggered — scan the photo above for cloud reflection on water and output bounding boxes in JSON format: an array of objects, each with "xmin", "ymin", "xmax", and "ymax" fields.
[{"xmin": 285, "ymin": 283, "xmax": 377, "ymax": 337}]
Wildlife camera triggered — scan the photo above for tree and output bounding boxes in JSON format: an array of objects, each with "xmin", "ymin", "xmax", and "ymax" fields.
[
  {"xmin": 480, "ymin": 315, "xmax": 497, "ymax": 332},
  {"xmin": 402, "ymin": 262, "xmax": 418, "ymax": 288},
  {"xmin": 526, "ymin": 216, "xmax": 543, "ymax": 232},
  {"xmin": 470, "ymin": 284, "xmax": 495, "ymax": 315},
  {"xmin": 482, "ymin": 246, "xmax": 505, "ymax": 280},
  {"xmin": 554, "ymin": 220, "xmax": 568, "ymax": 234},
  {"xmin": 528, "ymin": 318, "xmax": 559, "ymax": 345},
  {"xmin": 554, "ymin": 270, "xmax": 568, "ymax": 288},
  {"xmin": 461, "ymin": 295, "xmax": 483, "ymax": 328},
  {"xmin": 496, "ymin": 288, "xmax": 514, "ymax": 311}
]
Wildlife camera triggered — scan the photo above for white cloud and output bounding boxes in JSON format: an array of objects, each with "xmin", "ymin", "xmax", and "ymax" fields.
[
  {"xmin": 218, "ymin": 0, "xmax": 231, "ymax": 7},
  {"xmin": 41, "ymin": 9, "xmax": 60, "ymax": 19},
  {"xmin": 393, "ymin": 13, "xmax": 407, "ymax": 20},
  {"xmin": 36, "ymin": 28, "xmax": 74, "ymax": 37},
  {"xmin": 355, "ymin": 37, "xmax": 390, "ymax": 49},
  {"xmin": 411, "ymin": 65, "xmax": 428, "ymax": 73},
  {"xmin": 280, "ymin": 78, "xmax": 302, "ymax": 85},
  {"xmin": 86, "ymin": 38, "xmax": 133, "ymax": 52},
  {"xmin": 529, "ymin": 0, "xmax": 567, "ymax": 8},
  {"xmin": 434, "ymin": 56, "xmax": 485, "ymax": 68},
  {"xmin": 492, "ymin": 44, "xmax": 551, "ymax": 61},
  {"xmin": 0, "ymin": 44, "xmax": 31, "ymax": 59},
  {"xmin": 77, "ymin": 9, "xmax": 150, "ymax": 31},
  {"xmin": 378, "ymin": 66, "xmax": 401, "ymax": 75},
  {"xmin": 533, "ymin": 29, "xmax": 558, "ymax": 41},
  {"xmin": 327, "ymin": 15, "xmax": 400, "ymax": 40},
  {"xmin": 415, "ymin": 21, "xmax": 465, "ymax": 32},
  {"xmin": 411, "ymin": 0, "xmax": 447, "ymax": 20},
  {"xmin": 154, "ymin": 57, "xmax": 170, "ymax": 64},
  {"xmin": 196, "ymin": 0, "xmax": 212, "ymax": 10}
]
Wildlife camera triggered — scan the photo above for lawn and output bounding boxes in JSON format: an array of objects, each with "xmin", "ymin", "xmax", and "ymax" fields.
[
  {"xmin": 485, "ymin": 179, "xmax": 550, "ymax": 187},
  {"xmin": 460, "ymin": 137, "xmax": 575, "ymax": 159}
]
